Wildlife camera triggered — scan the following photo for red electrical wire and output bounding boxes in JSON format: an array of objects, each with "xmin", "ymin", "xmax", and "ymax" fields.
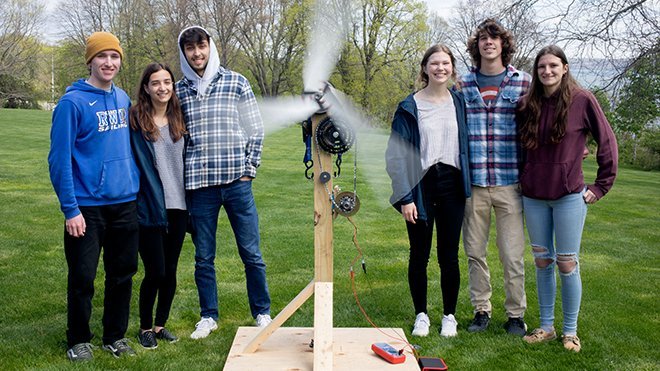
[{"xmin": 346, "ymin": 216, "xmax": 419, "ymax": 359}]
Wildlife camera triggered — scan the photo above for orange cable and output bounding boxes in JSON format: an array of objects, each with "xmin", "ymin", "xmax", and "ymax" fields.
[{"xmin": 346, "ymin": 216, "xmax": 419, "ymax": 359}]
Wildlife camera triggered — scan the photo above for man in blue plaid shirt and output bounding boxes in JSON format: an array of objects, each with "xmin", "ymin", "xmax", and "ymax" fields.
[
  {"xmin": 460, "ymin": 19, "xmax": 531, "ymax": 337},
  {"xmin": 176, "ymin": 26, "xmax": 272, "ymax": 340}
]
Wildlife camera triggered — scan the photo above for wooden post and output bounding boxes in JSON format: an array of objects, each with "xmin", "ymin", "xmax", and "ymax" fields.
[
  {"xmin": 313, "ymin": 282, "xmax": 333, "ymax": 370},
  {"xmin": 312, "ymin": 113, "xmax": 333, "ymax": 282},
  {"xmin": 240, "ymin": 113, "xmax": 335, "ymax": 370},
  {"xmin": 311, "ymin": 113, "xmax": 333, "ymax": 370}
]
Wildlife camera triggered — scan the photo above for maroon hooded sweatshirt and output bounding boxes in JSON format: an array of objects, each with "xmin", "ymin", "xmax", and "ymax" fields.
[{"xmin": 518, "ymin": 89, "xmax": 618, "ymax": 200}]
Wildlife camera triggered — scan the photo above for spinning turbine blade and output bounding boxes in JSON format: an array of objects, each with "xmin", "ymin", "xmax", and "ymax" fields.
[
  {"xmin": 322, "ymin": 85, "xmax": 370, "ymax": 133},
  {"xmin": 303, "ymin": 0, "xmax": 350, "ymax": 92},
  {"xmin": 383, "ymin": 129, "xmax": 426, "ymax": 208},
  {"xmin": 362, "ymin": 126, "xmax": 426, "ymax": 210},
  {"xmin": 321, "ymin": 87, "xmax": 424, "ymax": 210},
  {"xmin": 258, "ymin": 96, "xmax": 320, "ymax": 134}
]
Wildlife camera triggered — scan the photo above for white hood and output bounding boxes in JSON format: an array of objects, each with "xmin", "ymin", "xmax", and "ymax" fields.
[{"xmin": 178, "ymin": 26, "xmax": 221, "ymax": 98}]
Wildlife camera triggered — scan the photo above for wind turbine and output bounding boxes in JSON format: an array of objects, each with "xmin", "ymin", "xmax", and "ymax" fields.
[{"xmin": 226, "ymin": 1, "xmax": 422, "ymax": 369}]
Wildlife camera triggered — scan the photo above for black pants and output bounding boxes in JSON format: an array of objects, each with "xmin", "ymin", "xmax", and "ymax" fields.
[
  {"xmin": 407, "ymin": 163, "xmax": 465, "ymax": 316},
  {"xmin": 138, "ymin": 209, "xmax": 188, "ymax": 329},
  {"xmin": 64, "ymin": 202, "xmax": 139, "ymax": 347}
]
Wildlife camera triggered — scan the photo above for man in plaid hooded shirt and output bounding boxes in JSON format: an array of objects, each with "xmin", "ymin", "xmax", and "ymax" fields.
[{"xmin": 176, "ymin": 26, "xmax": 272, "ymax": 340}]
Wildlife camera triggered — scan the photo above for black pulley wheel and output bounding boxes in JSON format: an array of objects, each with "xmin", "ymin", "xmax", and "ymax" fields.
[
  {"xmin": 315, "ymin": 116, "xmax": 354, "ymax": 154},
  {"xmin": 319, "ymin": 171, "xmax": 331, "ymax": 184}
]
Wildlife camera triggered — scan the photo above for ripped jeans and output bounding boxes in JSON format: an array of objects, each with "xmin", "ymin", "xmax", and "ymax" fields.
[{"xmin": 523, "ymin": 190, "xmax": 587, "ymax": 335}]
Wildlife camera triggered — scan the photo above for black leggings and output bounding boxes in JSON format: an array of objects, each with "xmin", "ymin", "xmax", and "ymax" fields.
[
  {"xmin": 138, "ymin": 209, "xmax": 188, "ymax": 329},
  {"xmin": 407, "ymin": 163, "xmax": 465, "ymax": 316}
]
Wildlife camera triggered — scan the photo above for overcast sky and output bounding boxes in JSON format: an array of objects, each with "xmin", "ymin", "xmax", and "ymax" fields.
[{"xmin": 422, "ymin": 0, "xmax": 459, "ymax": 17}]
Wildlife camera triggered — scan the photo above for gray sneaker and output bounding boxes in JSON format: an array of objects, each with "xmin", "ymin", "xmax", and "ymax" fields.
[
  {"xmin": 467, "ymin": 311, "xmax": 490, "ymax": 332},
  {"xmin": 102, "ymin": 338, "xmax": 136, "ymax": 358},
  {"xmin": 504, "ymin": 317, "xmax": 527, "ymax": 337},
  {"xmin": 138, "ymin": 330, "xmax": 158, "ymax": 349},
  {"xmin": 67, "ymin": 343, "xmax": 94, "ymax": 362},
  {"xmin": 155, "ymin": 328, "xmax": 179, "ymax": 343}
]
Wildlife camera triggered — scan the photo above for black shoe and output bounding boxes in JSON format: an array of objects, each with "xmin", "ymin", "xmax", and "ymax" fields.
[
  {"xmin": 138, "ymin": 330, "xmax": 158, "ymax": 349},
  {"xmin": 155, "ymin": 328, "xmax": 179, "ymax": 343},
  {"xmin": 467, "ymin": 311, "xmax": 490, "ymax": 332},
  {"xmin": 103, "ymin": 338, "xmax": 137, "ymax": 358},
  {"xmin": 504, "ymin": 317, "xmax": 527, "ymax": 337},
  {"xmin": 67, "ymin": 343, "xmax": 94, "ymax": 362}
]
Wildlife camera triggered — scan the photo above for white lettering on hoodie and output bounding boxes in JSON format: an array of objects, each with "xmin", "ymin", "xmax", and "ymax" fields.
[{"xmin": 96, "ymin": 108, "xmax": 128, "ymax": 132}]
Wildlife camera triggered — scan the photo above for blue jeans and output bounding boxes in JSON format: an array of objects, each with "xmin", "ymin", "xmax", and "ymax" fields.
[
  {"xmin": 523, "ymin": 191, "xmax": 587, "ymax": 335},
  {"xmin": 188, "ymin": 180, "xmax": 270, "ymax": 319}
]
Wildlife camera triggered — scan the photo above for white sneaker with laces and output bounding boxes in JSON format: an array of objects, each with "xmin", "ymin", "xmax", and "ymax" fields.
[
  {"xmin": 256, "ymin": 313, "xmax": 272, "ymax": 327},
  {"xmin": 440, "ymin": 314, "xmax": 458, "ymax": 337},
  {"xmin": 190, "ymin": 317, "xmax": 218, "ymax": 339},
  {"xmin": 412, "ymin": 312, "xmax": 430, "ymax": 337}
]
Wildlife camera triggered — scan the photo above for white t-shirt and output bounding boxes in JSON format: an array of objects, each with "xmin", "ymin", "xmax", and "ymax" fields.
[{"xmin": 414, "ymin": 96, "xmax": 460, "ymax": 172}]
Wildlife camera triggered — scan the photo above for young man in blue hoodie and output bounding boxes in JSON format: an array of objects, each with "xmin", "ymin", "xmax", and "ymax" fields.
[
  {"xmin": 175, "ymin": 26, "xmax": 271, "ymax": 340},
  {"xmin": 48, "ymin": 32, "xmax": 140, "ymax": 361}
]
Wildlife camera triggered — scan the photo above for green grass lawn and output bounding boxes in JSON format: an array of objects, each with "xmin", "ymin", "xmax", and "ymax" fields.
[{"xmin": 0, "ymin": 108, "xmax": 658, "ymax": 370}]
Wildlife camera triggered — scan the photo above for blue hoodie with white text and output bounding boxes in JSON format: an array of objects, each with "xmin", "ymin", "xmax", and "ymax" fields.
[{"xmin": 48, "ymin": 79, "xmax": 139, "ymax": 219}]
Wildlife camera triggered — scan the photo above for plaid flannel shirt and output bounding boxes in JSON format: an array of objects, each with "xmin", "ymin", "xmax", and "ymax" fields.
[
  {"xmin": 176, "ymin": 67, "xmax": 264, "ymax": 190},
  {"xmin": 460, "ymin": 65, "xmax": 531, "ymax": 187}
]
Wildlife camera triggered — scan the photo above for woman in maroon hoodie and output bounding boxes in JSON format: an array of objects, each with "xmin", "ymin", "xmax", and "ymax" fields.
[{"xmin": 516, "ymin": 45, "xmax": 618, "ymax": 353}]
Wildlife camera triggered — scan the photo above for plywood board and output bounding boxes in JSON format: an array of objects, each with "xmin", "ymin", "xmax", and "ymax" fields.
[{"xmin": 224, "ymin": 327, "xmax": 418, "ymax": 371}]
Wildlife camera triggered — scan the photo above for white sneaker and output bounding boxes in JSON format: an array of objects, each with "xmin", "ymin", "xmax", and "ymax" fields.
[
  {"xmin": 411, "ymin": 312, "xmax": 430, "ymax": 337},
  {"xmin": 256, "ymin": 313, "xmax": 272, "ymax": 327},
  {"xmin": 440, "ymin": 314, "xmax": 458, "ymax": 337},
  {"xmin": 190, "ymin": 317, "xmax": 218, "ymax": 339}
]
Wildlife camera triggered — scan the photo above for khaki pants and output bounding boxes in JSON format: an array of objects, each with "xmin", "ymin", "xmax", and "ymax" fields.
[{"xmin": 463, "ymin": 184, "xmax": 526, "ymax": 318}]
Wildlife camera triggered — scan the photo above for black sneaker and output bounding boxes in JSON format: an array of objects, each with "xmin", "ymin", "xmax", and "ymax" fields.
[
  {"xmin": 67, "ymin": 343, "xmax": 94, "ymax": 362},
  {"xmin": 103, "ymin": 338, "xmax": 136, "ymax": 358},
  {"xmin": 155, "ymin": 328, "xmax": 179, "ymax": 343},
  {"xmin": 467, "ymin": 311, "xmax": 490, "ymax": 332},
  {"xmin": 138, "ymin": 330, "xmax": 158, "ymax": 349},
  {"xmin": 504, "ymin": 317, "xmax": 527, "ymax": 337}
]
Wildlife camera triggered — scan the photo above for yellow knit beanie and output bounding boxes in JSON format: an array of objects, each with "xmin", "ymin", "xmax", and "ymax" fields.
[{"xmin": 85, "ymin": 32, "xmax": 124, "ymax": 64}]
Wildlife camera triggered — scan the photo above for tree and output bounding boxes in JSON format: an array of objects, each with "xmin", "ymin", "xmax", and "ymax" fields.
[
  {"xmin": 234, "ymin": 0, "xmax": 308, "ymax": 96},
  {"xmin": 611, "ymin": 49, "xmax": 660, "ymax": 167},
  {"xmin": 55, "ymin": 0, "xmax": 181, "ymax": 97},
  {"xmin": 0, "ymin": 0, "xmax": 44, "ymax": 106},
  {"xmin": 53, "ymin": 39, "xmax": 87, "ymax": 101},
  {"xmin": 191, "ymin": 0, "xmax": 244, "ymax": 68},
  {"xmin": 444, "ymin": 0, "xmax": 549, "ymax": 72},
  {"xmin": 349, "ymin": 0, "xmax": 428, "ymax": 112},
  {"xmin": 555, "ymin": 0, "xmax": 659, "ymax": 91}
]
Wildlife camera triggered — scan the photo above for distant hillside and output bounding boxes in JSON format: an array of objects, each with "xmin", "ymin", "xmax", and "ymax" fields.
[{"xmin": 572, "ymin": 58, "xmax": 629, "ymax": 91}]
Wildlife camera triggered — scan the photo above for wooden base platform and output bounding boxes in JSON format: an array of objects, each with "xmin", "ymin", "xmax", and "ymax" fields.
[{"xmin": 224, "ymin": 327, "xmax": 418, "ymax": 370}]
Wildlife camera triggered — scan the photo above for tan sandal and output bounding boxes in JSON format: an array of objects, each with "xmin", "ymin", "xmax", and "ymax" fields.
[
  {"xmin": 562, "ymin": 334, "xmax": 581, "ymax": 352},
  {"xmin": 523, "ymin": 328, "xmax": 557, "ymax": 343}
]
